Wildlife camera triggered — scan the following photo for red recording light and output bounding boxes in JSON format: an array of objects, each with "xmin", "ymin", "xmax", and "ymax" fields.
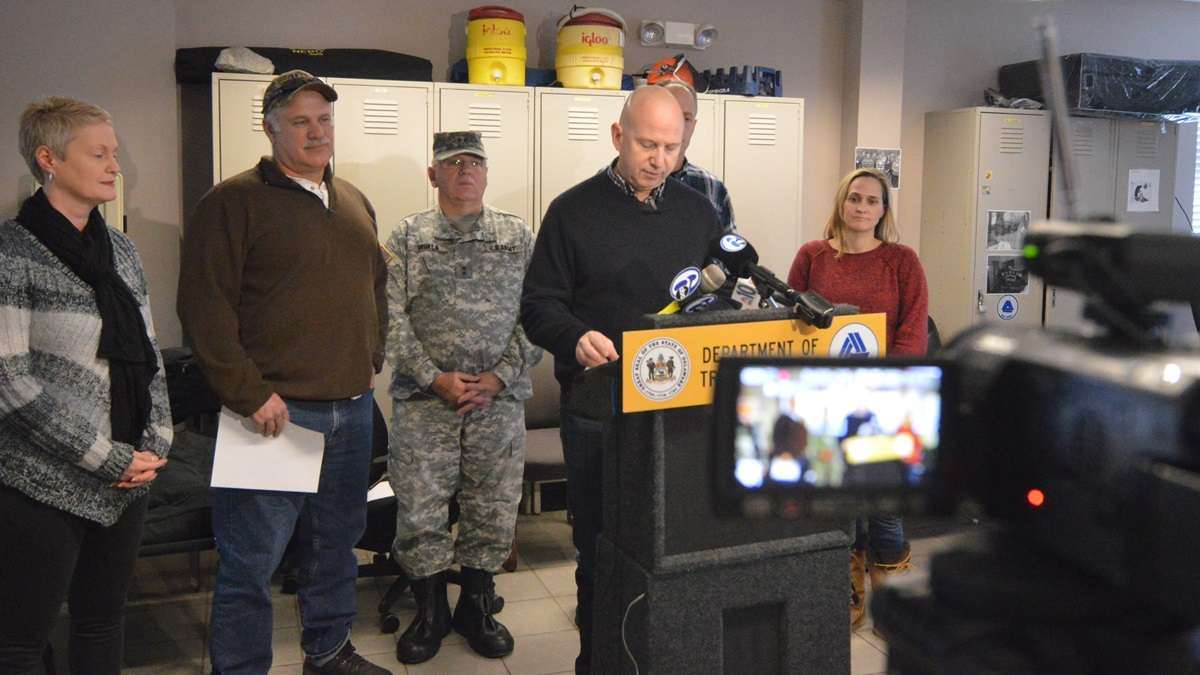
[{"xmin": 1026, "ymin": 489, "xmax": 1046, "ymax": 508}]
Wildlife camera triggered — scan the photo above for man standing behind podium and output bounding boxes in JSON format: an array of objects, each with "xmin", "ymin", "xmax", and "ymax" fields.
[
  {"xmin": 520, "ymin": 86, "xmax": 723, "ymax": 674},
  {"xmin": 658, "ymin": 79, "xmax": 737, "ymax": 234}
]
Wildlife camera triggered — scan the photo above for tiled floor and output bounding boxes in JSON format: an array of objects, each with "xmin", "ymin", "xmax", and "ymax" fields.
[{"xmin": 42, "ymin": 512, "xmax": 967, "ymax": 674}]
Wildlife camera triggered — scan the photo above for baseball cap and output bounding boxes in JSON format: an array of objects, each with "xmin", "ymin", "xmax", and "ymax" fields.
[
  {"xmin": 433, "ymin": 131, "xmax": 488, "ymax": 162},
  {"xmin": 262, "ymin": 70, "xmax": 338, "ymax": 117}
]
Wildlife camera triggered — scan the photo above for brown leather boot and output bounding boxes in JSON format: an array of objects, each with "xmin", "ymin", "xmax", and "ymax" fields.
[
  {"xmin": 850, "ymin": 548, "xmax": 868, "ymax": 629},
  {"xmin": 867, "ymin": 544, "xmax": 911, "ymax": 639},
  {"xmin": 868, "ymin": 543, "xmax": 912, "ymax": 590}
]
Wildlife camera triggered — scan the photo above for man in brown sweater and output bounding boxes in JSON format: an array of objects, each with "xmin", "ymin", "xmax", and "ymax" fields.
[{"xmin": 177, "ymin": 70, "xmax": 389, "ymax": 675}]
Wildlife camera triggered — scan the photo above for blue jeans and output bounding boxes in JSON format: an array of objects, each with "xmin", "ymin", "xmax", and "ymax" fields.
[
  {"xmin": 853, "ymin": 515, "xmax": 907, "ymax": 564},
  {"xmin": 209, "ymin": 395, "xmax": 372, "ymax": 674},
  {"xmin": 559, "ymin": 412, "xmax": 606, "ymax": 675}
]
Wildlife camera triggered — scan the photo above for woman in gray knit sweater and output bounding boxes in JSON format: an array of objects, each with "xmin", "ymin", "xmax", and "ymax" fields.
[{"xmin": 0, "ymin": 98, "xmax": 172, "ymax": 673}]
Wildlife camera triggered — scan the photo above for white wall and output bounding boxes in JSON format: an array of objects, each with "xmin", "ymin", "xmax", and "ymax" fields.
[
  {"xmin": 898, "ymin": 0, "xmax": 1200, "ymax": 251},
  {"xmin": 0, "ymin": 1, "xmax": 182, "ymax": 346}
]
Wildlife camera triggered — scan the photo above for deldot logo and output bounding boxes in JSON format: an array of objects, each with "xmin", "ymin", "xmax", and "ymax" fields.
[
  {"xmin": 828, "ymin": 322, "xmax": 880, "ymax": 357},
  {"xmin": 631, "ymin": 337, "xmax": 691, "ymax": 401},
  {"xmin": 669, "ymin": 267, "xmax": 702, "ymax": 301},
  {"xmin": 719, "ymin": 234, "xmax": 747, "ymax": 253}
]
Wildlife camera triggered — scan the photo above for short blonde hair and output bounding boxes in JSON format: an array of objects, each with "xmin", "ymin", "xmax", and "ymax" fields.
[
  {"xmin": 19, "ymin": 97, "xmax": 112, "ymax": 183},
  {"xmin": 823, "ymin": 168, "xmax": 898, "ymax": 256}
]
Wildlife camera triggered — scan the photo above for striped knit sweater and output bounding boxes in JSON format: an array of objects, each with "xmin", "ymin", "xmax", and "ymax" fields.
[{"xmin": 0, "ymin": 218, "xmax": 172, "ymax": 526}]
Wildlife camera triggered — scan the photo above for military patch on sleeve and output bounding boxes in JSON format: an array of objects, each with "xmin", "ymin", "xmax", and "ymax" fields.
[{"xmin": 379, "ymin": 243, "xmax": 398, "ymax": 265}]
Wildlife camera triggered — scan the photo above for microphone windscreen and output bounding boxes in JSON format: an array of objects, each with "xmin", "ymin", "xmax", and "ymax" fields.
[
  {"xmin": 700, "ymin": 264, "xmax": 727, "ymax": 293},
  {"xmin": 666, "ymin": 266, "xmax": 703, "ymax": 302},
  {"xmin": 707, "ymin": 233, "xmax": 758, "ymax": 277}
]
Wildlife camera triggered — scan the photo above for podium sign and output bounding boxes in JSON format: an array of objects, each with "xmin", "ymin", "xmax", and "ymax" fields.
[{"xmin": 621, "ymin": 313, "xmax": 888, "ymax": 413}]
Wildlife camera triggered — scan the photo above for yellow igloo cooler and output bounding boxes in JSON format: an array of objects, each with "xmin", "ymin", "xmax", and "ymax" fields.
[
  {"xmin": 555, "ymin": 8, "xmax": 626, "ymax": 90},
  {"xmin": 466, "ymin": 6, "xmax": 527, "ymax": 86}
]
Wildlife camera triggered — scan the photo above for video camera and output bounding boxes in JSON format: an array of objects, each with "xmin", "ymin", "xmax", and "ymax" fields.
[
  {"xmin": 711, "ymin": 217, "xmax": 1200, "ymax": 613},
  {"xmin": 708, "ymin": 219, "xmax": 1200, "ymax": 672}
]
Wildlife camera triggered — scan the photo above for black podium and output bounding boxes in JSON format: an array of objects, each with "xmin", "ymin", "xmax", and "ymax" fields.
[{"xmin": 570, "ymin": 308, "xmax": 851, "ymax": 675}]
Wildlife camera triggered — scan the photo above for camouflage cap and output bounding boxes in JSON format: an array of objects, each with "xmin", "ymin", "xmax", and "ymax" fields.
[
  {"xmin": 433, "ymin": 131, "xmax": 487, "ymax": 162},
  {"xmin": 262, "ymin": 70, "xmax": 338, "ymax": 117}
]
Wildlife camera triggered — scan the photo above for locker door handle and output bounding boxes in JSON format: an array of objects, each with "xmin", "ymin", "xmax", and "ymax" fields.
[{"xmin": 977, "ymin": 291, "xmax": 985, "ymax": 314}]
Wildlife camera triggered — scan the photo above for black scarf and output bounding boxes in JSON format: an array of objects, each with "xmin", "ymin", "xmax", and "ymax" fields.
[{"xmin": 17, "ymin": 189, "xmax": 157, "ymax": 446}]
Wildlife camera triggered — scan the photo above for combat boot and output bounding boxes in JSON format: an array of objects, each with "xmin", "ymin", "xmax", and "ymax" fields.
[
  {"xmin": 453, "ymin": 567, "xmax": 514, "ymax": 658},
  {"xmin": 396, "ymin": 572, "xmax": 451, "ymax": 664},
  {"xmin": 850, "ymin": 548, "xmax": 868, "ymax": 628}
]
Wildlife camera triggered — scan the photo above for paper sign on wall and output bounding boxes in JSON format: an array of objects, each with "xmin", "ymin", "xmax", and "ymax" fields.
[{"xmin": 1127, "ymin": 168, "xmax": 1160, "ymax": 213}]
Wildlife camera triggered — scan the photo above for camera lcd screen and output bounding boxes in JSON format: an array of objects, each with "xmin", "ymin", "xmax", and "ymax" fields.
[{"xmin": 712, "ymin": 358, "xmax": 951, "ymax": 520}]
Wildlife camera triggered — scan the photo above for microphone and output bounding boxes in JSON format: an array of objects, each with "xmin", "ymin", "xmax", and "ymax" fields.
[
  {"xmin": 683, "ymin": 265, "xmax": 742, "ymax": 313},
  {"xmin": 707, "ymin": 234, "xmax": 836, "ymax": 328},
  {"xmin": 699, "ymin": 264, "xmax": 726, "ymax": 294},
  {"xmin": 658, "ymin": 263, "xmax": 727, "ymax": 314},
  {"xmin": 682, "ymin": 292, "xmax": 743, "ymax": 314}
]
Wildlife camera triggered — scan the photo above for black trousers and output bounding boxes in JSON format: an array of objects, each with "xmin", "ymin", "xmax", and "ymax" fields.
[{"xmin": 0, "ymin": 484, "xmax": 148, "ymax": 675}]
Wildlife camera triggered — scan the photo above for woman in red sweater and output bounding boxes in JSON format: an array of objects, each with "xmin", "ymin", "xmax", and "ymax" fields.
[
  {"xmin": 788, "ymin": 167, "xmax": 928, "ymax": 355},
  {"xmin": 787, "ymin": 167, "xmax": 929, "ymax": 630}
]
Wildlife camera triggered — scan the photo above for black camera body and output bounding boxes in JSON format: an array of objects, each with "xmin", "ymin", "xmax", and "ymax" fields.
[
  {"xmin": 710, "ymin": 323, "xmax": 1200, "ymax": 611},
  {"xmin": 942, "ymin": 323, "xmax": 1200, "ymax": 622}
]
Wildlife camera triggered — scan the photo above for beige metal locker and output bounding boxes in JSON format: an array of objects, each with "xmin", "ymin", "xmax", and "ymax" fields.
[
  {"xmin": 534, "ymin": 87, "xmax": 629, "ymax": 227},
  {"xmin": 920, "ymin": 107, "xmax": 1050, "ymax": 341},
  {"xmin": 1116, "ymin": 121, "xmax": 1199, "ymax": 342},
  {"xmin": 687, "ymin": 94, "xmax": 722, "ymax": 178},
  {"xmin": 324, "ymin": 79, "xmax": 432, "ymax": 421},
  {"xmin": 211, "ymin": 74, "xmax": 275, "ymax": 183},
  {"xmin": 1048, "ymin": 118, "xmax": 1198, "ymax": 338},
  {"xmin": 1115, "ymin": 120, "xmax": 1196, "ymax": 235},
  {"xmin": 326, "ymin": 78, "xmax": 433, "ymax": 244},
  {"xmin": 1046, "ymin": 117, "xmax": 1117, "ymax": 332},
  {"xmin": 435, "ymin": 83, "xmax": 534, "ymax": 224},
  {"xmin": 721, "ymin": 97, "xmax": 804, "ymax": 275}
]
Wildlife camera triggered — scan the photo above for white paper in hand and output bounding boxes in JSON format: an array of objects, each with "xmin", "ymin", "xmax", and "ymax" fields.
[
  {"xmin": 366, "ymin": 478, "xmax": 395, "ymax": 502},
  {"xmin": 211, "ymin": 407, "xmax": 326, "ymax": 492}
]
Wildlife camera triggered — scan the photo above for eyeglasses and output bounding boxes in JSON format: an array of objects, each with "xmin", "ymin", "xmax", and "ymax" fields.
[{"xmin": 441, "ymin": 157, "xmax": 487, "ymax": 171}]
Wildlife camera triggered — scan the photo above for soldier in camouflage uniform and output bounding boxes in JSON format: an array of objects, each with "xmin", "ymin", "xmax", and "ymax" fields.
[{"xmin": 385, "ymin": 131, "xmax": 540, "ymax": 666}]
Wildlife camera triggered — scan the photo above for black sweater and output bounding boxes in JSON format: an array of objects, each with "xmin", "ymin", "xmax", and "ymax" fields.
[{"xmin": 520, "ymin": 172, "xmax": 722, "ymax": 389}]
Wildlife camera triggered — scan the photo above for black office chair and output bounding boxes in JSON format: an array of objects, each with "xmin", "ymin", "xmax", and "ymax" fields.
[
  {"xmin": 522, "ymin": 357, "xmax": 567, "ymax": 515},
  {"xmin": 927, "ymin": 315, "xmax": 942, "ymax": 355}
]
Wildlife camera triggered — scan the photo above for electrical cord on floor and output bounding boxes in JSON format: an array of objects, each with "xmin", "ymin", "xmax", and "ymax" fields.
[{"xmin": 622, "ymin": 592, "xmax": 647, "ymax": 675}]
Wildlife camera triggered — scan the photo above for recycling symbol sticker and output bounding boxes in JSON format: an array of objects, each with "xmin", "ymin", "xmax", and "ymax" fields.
[{"xmin": 997, "ymin": 295, "xmax": 1019, "ymax": 320}]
